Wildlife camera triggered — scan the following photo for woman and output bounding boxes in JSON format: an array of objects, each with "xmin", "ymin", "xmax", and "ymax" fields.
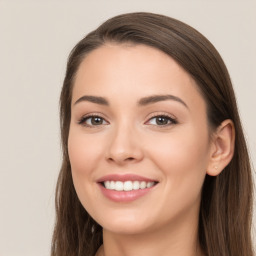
[{"xmin": 51, "ymin": 12, "xmax": 254, "ymax": 256}]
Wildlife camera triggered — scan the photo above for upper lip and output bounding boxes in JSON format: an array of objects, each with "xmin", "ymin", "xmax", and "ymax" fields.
[{"xmin": 97, "ymin": 174, "xmax": 158, "ymax": 183}]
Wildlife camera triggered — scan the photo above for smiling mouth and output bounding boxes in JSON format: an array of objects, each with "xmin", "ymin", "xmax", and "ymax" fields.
[{"xmin": 100, "ymin": 180, "xmax": 158, "ymax": 191}]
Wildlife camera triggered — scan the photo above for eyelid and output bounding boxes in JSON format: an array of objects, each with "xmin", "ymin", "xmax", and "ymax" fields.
[
  {"xmin": 77, "ymin": 112, "xmax": 109, "ymax": 127},
  {"xmin": 144, "ymin": 112, "xmax": 178, "ymax": 126},
  {"xmin": 77, "ymin": 111, "xmax": 177, "ymax": 127}
]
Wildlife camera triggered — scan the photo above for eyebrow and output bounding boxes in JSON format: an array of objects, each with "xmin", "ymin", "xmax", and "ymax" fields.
[
  {"xmin": 73, "ymin": 94, "xmax": 188, "ymax": 109},
  {"xmin": 74, "ymin": 95, "xmax": 109, "ymax": 106},
  {"xmin": 138, "ymin": 94, "xmax": 188, "ymax": 108}
]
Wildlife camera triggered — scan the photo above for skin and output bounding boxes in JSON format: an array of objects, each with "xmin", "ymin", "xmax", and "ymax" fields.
[{"xmin": 68, "ymin": 44, "xmax": 235, "ymax": 256}]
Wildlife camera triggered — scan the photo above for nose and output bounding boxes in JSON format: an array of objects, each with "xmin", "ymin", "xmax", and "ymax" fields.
[{"xmin": 105, "ymin": 125, "xmax": 144, "ymax": 165}]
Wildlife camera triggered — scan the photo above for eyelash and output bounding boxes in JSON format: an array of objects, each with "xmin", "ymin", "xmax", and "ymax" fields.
[
  {"xmin": 145, "ymin": 113, "xmax": 177, "ymax": 127},
  {"xmin": 78, "ymin": 114, "xmax": 108, "ymax": 127},
  {"xmin": 78, "ymin": 113, "xmax": 178, "ymax": 128}
]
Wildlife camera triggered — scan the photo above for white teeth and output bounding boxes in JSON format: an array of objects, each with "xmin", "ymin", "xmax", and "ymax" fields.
[
  {"xmin": 110, "ymin": 181, "xmax": 115, "ymax": 190},
  {"xmin": 115, "ymin": 181, "xmax": 123, "ymax": 191},
  {"xmin": 140, "ymin": 181, "xmax": 146, "ymax": 189},
  {"xmin": 105, "ymin": 181, "xmax": 110, "ymax": 189},
  {"xmin": 123, "ymin": 181, "xmax": 133, "ymax": 191},
  {"xmin": 147, "ymin": 182, "xmax": 154, "ymax": 188},
  {"xmin": 133, "ymin": 181, "xmax": 140, "ymax": 190},
  {"xmin": 103, "ymin": 180, "xmax": 156, "ymax": 191}
]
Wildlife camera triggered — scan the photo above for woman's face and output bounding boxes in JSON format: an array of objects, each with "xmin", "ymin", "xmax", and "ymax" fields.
[{"xmin": 68, "ymin": 44, "xmax": 214, "ymax": 235}]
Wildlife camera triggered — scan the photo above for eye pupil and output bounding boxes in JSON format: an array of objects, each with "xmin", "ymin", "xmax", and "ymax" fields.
[
  {"xmin": 156, "ymin": 116, "xmax": 168, "ymax": 125},
  {"xmin": 91, "ymin": 117, "xmax": 103, "ymax": 125}
]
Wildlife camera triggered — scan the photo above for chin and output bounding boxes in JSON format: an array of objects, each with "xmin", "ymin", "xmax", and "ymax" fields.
[
  {"xmin": 103, "ymin": 222, "xmax": 150, "ymax": 235},
  {"xmin": 96, "ymin": 212, "xmax": 154, "ymax": 235}
]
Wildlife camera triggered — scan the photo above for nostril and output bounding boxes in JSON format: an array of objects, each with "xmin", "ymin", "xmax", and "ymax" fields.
[
  {"xmin": 108, "ymin": 157, "xmax": 114, "ymax": 161},
  {"xmin": 106, "ymin": 149, "xmax": 143, "ymax": 164},
  {"xmin": 106, "ymin": 156, "xmax": 136, "ymax": 164},
  {"xmin": 126, "ymin": 157, "xmax": 135, "ymax": 161}
]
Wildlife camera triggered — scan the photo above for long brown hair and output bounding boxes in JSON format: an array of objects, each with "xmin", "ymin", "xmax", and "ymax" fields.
[{"xmin": 51, "ymin": 12, "xmax": 254, "ymax": 256}]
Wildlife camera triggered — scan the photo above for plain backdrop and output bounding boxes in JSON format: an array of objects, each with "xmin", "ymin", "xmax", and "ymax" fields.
[{"xmin": 0, "ymin": 1, "xmax": 255, "ymax": 255}]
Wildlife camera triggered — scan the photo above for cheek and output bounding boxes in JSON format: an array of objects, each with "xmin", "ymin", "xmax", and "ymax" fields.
[
  {"xmin": 68, "ymin": 129, "xmax": 104, "ymax": 178},
  {"xmin": 146, "ymin": 126, "xmax": 209, "ymax": 197},
  {"xmin": 67, "ymin": 128, "xmax": 106, "ymax": 207},
  {"xmin": 67, "ymin": 128, "xmax": 107, "ymax": 213},
  {"xmin": 149, "ymin": 130, "xmax": 209, "ymax": 169}
]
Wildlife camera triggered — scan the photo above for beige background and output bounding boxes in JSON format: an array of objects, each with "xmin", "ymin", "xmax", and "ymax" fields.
[{"xmin": 0, "ymin": 1, "xmax": 255, "ymax": 255}]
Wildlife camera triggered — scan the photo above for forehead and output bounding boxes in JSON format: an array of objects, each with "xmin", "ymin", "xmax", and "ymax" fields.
[
  {"xmin": 75, "ymin": 43, "xmax": 189, "ymax": 85},
  {"xmin": 72, "ymin": 44, "xmax": 205, "ymax": 110}
]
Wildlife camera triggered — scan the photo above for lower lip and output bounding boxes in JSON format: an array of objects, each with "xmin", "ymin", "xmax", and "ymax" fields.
[{"xmin": 98, "ymin": 184, "xmax": 155, "ymax": 202}]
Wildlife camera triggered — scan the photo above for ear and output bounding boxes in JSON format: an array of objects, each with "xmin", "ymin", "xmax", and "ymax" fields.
[{"xmin": 206, "ymin": 119, "xmax": 235, "ymax": 176}]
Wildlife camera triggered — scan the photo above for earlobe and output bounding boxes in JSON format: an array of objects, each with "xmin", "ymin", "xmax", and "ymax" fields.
[{"xmin": 207, "ymin": 119, "xmax": 235, "ymax": 176}]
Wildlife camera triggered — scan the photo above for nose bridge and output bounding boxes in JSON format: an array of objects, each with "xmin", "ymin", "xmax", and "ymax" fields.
[{"xmin": 106, "ymin": 118, "xmax": 143, "ymax": 164}]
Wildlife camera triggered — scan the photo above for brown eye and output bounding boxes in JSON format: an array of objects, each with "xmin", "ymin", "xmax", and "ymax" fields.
[
  {"xmin": 155, "ymin": 116, "xmax": 169, "ymax": 125},
  {"xmin": 90, "ymin": 116, "xmax": 104, "ymax": 125},
  {"xmin": 147, "ymin": 115, "xmax": 177, "ymax": 126},
  {"xmin": 79, "ymin": 116, "xmax": 108, "ymax": 126}
]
